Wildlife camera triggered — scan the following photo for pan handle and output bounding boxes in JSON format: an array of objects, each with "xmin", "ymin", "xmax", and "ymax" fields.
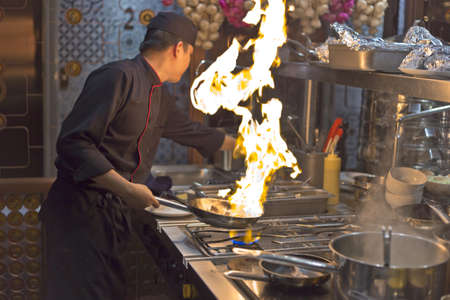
[
  {"xmin": 425, "ymin": 199, "xmax": 450, "ymax": 224},
  {"xmin": 286, "ymin": 38, "xmax": 316, "ymax": 62},
  {"xmin": 154, "ymin": 196, "xmax": 190, "ymax": 212},
  {"xmin": 192, "ymin": 182, "xmax": 208, "ymax": 198},
  {"xmin": 224, "ymin": 270, "xmax": 270, "ymax": 282},
  {"xmin": 233, "ymin": 248, "xmax": 338, "ymax": 273}
]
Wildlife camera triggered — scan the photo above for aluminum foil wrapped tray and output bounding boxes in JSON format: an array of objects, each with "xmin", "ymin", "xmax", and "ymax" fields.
[
  {"xmin": 403, "ymin": 26, "xmax": 443, "ymax": 47},
  {"xmin": 317, "ymin": 23, "xmax": 414, "ymax": 72},
  {"xmin": 400, "ymin": 26, "xmax": 449, "ymax": 74}
]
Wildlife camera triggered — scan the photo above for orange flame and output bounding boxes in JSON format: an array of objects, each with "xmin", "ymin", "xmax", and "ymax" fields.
[{"xmin": 190, "ymin": 0, "xmax": 300, "ymax": 217}]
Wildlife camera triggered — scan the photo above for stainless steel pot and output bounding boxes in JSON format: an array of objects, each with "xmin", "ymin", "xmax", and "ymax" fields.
[{"xmin": 235, "ymin": 231, "xmax": 449, "ymax": 300}]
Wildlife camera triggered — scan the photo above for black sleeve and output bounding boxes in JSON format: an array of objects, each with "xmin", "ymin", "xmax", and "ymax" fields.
[
  {"xmin": 56, "ymin": 67, "xmax": 130, "ymax": 183},
  {"xmin": 161, "ymin": 87, "xmax": 225, "ymax": 158}
]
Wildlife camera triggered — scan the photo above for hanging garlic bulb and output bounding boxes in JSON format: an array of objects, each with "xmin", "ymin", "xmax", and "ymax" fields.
[
  {"xmin": 352, "ymin": 0, "xmax": 388, "ymax": 35},
  {"xmin": 288, "ymin": 0, "xmax": 331, "ymax": 35},
  {"xmin": 196, "ymin": 3, "xmax": 207, "ymax": 13},
  {"xmin": 177, "ymin": 0, "xmax": 226, "ymax": 50}
]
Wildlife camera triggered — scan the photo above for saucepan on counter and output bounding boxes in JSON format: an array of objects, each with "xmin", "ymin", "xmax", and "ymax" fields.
[
  {"xmin": 224, "ymin": 254, "xmax": 331, "ymax": 288},
  {"xmin": 154, "ymin": 195, "xmax": 260, "ymax": 229},
  {"xmin": 234, "ymin": 229, "xmax": 450, "ymax": 300}
]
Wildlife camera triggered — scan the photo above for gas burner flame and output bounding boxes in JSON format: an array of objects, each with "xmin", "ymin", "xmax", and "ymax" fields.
[
  {"xmin": 230, "ymin": 229, "xmax": 260, "ymax": 245},
  {"xmin": 191, "ymin": 0, "xmax": 301, "ymax": 218}
]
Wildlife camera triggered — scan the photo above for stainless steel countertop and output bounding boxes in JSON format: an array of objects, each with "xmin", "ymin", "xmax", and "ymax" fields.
[
  {"xmin": 152, "ymin": 208, "xmax": 352, "ymax": 299},
  {"xmin": 157, "ymin": 222, "xmax": 249, "ymax": 300},
  {"xmin": 189, "ymin": 261, "xmax": 247, "ymax": 300},
  {"xmin": 146, "ymin": 166, "xmax": 354, "ymax": 299}
]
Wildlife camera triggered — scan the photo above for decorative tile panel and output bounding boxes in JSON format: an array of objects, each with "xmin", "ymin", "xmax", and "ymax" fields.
[{"xmin": 0, "ymin": 193, "xmax": 42, "ymax": 300}]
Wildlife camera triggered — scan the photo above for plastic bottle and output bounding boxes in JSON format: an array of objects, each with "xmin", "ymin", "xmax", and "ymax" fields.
[{"xmin": 323, "ymin": 152, "xmax": 341, "ymax": 205}]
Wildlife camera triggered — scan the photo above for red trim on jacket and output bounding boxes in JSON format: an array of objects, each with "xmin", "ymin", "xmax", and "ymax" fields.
[{"xmin": 130, "ymin": 83, "xmax": 162, "ymax": 182}]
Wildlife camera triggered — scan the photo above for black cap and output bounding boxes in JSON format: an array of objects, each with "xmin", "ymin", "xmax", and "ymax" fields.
[{"xmin": 144, "ymin": 12, "xmax": 197, "ymax": 46}]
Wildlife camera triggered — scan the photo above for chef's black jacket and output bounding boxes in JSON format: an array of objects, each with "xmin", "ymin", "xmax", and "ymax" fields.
[
  {"xmin": 56, "ymin": 54, "xmax": 225, "ymax": 184},
  {"xmin": 40, "ymin": 54, "xmax": 225, "ymax": 300}
]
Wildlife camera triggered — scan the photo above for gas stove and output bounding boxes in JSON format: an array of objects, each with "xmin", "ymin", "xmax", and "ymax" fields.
[
  {"xmin": 188, "ymin": 180, "xmax": 336, "ymax": 217},
  {"xmin": 185, "ymin": 204, "xmax": 356, "ymax": 257},
  {"xmin": 150, "ymin": 180, "xmax": 357, "ymax": 300},
  {"xmin": 180, "ymin": 205, "xmax": 355, "ymax": 300}
]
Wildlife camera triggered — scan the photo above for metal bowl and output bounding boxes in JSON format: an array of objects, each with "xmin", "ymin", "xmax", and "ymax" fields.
[
  {"xmin": 425, "ymin": 175, "xmax": 450, "ymax": 198},
  {"xmin": 394, "ymin": 203, "xmax": 444, "ymax": 231}
]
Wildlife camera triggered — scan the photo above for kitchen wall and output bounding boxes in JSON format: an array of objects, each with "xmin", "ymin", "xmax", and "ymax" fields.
[
  {"xmin": 0, "ymin": 0, "xmax": 195, "ymax": 179},
  {"xmin": 0, "ymin": 0, "xmax": 43, "ymax": 178}
]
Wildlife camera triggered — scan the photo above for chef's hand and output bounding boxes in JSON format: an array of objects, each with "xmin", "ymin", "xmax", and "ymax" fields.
[
  {"xmin": 127, "ymin": 183, "xmax": 160, "ymax": 209},
  {"xmin": 92, "ymin": 169, "xmax": 160, "ymax": 209}
]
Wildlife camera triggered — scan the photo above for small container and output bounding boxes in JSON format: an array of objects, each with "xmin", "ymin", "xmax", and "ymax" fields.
[
  {"xmin": 294, "ymin": 151, "xmax": 326, "ymax": 188},
  {"xmin": 263, "ymin": 189, "xmax": 332, "ymax": 216},
  {"xmin": 213, "ymin": 150, "xmax": 244, "ymax": 171},
  {"xmin": 323, "ymin": 153, "xmax": 341, "ymax": 205}
]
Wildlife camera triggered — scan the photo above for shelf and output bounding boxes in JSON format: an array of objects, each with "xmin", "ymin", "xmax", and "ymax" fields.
[{"xmin": 277, "ymin": 62, "xmax": 450, "ymax": 103}]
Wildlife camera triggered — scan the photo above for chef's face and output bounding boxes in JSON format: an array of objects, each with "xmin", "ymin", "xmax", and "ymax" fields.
[{"xmin": 169, "ymin": 42, "xmax": 193, "ymax": 83}]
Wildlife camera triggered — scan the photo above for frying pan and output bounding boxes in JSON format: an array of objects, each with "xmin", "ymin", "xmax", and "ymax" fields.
[
  {"xmin": 154, "ymin": 196, "xmax": 260, "ymax": 229},
  {"xmin": 224, "ymin": 254, "xmax": 331, "ymax": 288}
]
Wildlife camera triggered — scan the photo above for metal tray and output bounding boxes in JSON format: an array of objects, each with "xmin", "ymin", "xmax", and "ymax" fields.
[
  {"xmin": 188, "ymin": 184, "xmax": 331, "ymax": 217},
  {"xmin": 328, "ymin": 44, "xmax": 411, "ymax": 73},
  {"xmin": 263, "ymin": 190, "xmax": 331, "ymax": 217}
]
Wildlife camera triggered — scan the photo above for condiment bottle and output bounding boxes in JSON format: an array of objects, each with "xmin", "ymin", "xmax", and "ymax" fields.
[{"xmin": 323, "ymin": 152, "xmax": 341, "ymax": 205}]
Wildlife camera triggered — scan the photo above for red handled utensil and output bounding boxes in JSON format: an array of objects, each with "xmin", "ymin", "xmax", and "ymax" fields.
[{"xmin": 323, "ymin": 118, "xmax": 343, "ymax": 152}]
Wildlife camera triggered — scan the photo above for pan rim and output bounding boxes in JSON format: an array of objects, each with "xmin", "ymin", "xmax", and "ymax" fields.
[
  {"xmin": 190, "ymin": 197, "xmax": 263, "ymax": 220},
  {"xmin": 259, "ymin": 254, "xmax": 331, "ymax": 279},
  {"xmin": 329, "ymin": 231, "xmax": 450, "ymax": 269}
]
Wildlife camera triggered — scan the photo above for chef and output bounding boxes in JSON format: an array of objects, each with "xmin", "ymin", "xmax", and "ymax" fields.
[{"xmin": 39, "ymin": 12, "xmax": 235, "ymax": 300}]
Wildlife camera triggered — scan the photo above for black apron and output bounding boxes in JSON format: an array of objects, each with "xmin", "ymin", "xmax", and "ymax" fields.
[{"xmin": 39, "ymin": 178, "xmax": 133, "ymax": 300}]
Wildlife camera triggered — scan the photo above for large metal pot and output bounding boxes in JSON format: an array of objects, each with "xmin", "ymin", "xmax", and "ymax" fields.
[{"xmin": 235, "ymin": 231, "xmax": 449, "ymax": 300}]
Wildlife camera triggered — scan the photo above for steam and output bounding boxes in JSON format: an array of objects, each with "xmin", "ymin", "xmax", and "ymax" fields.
[
  {"xmin": 352, "ymin": 178, "xmax": 443, "ymax": 267},
  {"xmin": 356, "ymin": 184, "xmax": 434, "ymax": 236}
]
